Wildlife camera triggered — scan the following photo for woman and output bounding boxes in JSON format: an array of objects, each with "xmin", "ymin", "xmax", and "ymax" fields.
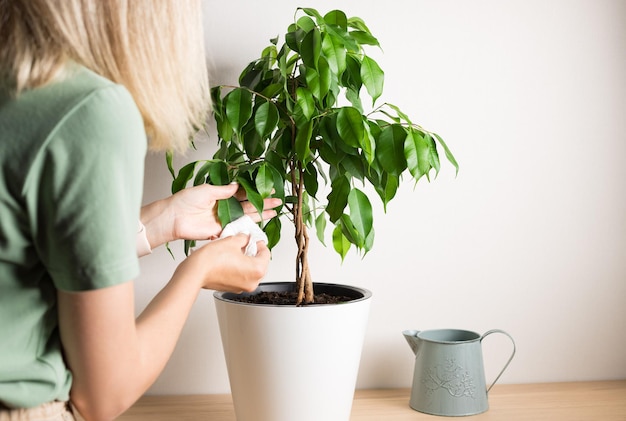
[{"xmin": 0, "ymin": 1, "xmax": 280, "ymax": 420}]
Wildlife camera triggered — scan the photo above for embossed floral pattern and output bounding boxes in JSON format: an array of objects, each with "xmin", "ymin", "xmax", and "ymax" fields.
[{"xmin": 422, "ymin": 358, "xmax": 476, "ymax": 398}]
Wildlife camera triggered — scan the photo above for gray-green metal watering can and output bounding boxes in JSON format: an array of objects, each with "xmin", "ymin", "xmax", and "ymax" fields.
[{"xmin": 403, "ymin": 329, "xmax": 516, "ymax": 416}]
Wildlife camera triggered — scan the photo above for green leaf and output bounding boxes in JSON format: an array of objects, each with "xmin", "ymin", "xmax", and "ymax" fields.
[
  {"xmin": 237, "ymin": 175, "xmax": 264, "ymax": 217},
  {"xmin": 433, "ymin": 133, "xmax": 460, "ymax": 175},
  {"xmin": 386, "ymin": 103, "xmax": 413, "ymax": 125},
  {"xmin": 264, "ymin": 216, "xmax": 281, "ymax": 249},
  {"xmin": 296, "ymin": 15, "xmax": 317, "ymax": 32},
  {"xmin": 339, "ymin": 214, "xmax": 361, "ymax": 247},
  {"xmin": 361, "ymin": 55, "xmax": 384, "ymax": 105},
  {"xmin": 255, "ymin": 163, "xmax": 275, "ymax": 198},
  {"xmin": 321, "ymin": 32, "xmax": 347, "ymax": 75},
  {"xmin": 348, "ymin": 188, "xmax": 373, "ymax": 242},
  {"xmin": 305, "ymin": 58, "xmax": 331, "ymax": 101},
  {"xmin": 426, "ymin": 133, "xmax": 441, "ymax": 177},
  {"xmin": 166, "ymin": 151, "xmax": 175, "ymax": 178},
  {"xmin": 172, "ymin": 161, "xmax": 197, "ymax": 194},
  {"xmin": 315, "ymin": 212, "xmax": 327, "ymax": 246},
  {"xmin": 301, "ymin": 28, "xmax": 322, "ymax": 69},
  {"xmin": 285, "ymin": 27, "xmax": 306, "ymax": 52},
  {"xmin": 217, "ymin": 197, "xmax": 244, "ymax": 228},
  {"xmin": 326, "ymin": 175, "xmax": 350, "ymax": 222},
  {"xmin": 255, "ymin": 101, "xmax": 279, "ymax": 138},
  {"xmin": 360, "ymin": 121, "xmax": 376, "ymax": 165},
  {"xmin": 303, "ymin": 162, "xmax": 319, "ymax": 198},
  {"xmin": 347, "ymin": 16, "xmax": 373, "ymax": 33},
  {"xmin": 296, "ymin": 87, "xmax": 315, "ymax": 121},
  {"xmin": 336, "ymin": 107, "xmax": 364, "ymax": 148},
  {"xmin": 375, "ymin": 173, "xmax": 399, "ymax": 211},
  {"xmin": 343, "ymin": 54, "xmax": 362, "ymax": 92},
  {"xmin": 300, "ymin": 7, "xmax": 323, "ymax": 22},
  {"xmin": 332, "ymin": 225, "xmax": 351, "ymax": 261},
  {"xmin": 208, "ymin": 160, "xmax": 230, "ymax": 185},
  {"xmin": 225, "ymin": 88, "xmax": 253, "ymax": 136},
  {"xmin": 377, "ymin": 124, "xmax": 408, "ymax": 176},
  {"xmin": 295, "ymin": 120, "xmax": 314, "ymax": 163},
  {"xmin": 193, "ymin": 161, "xmax": 213, "ymax": 186},
  {"xmin": 324, "ymin": 10, "xmax": 348, "ymax": 29},
  {"xmin": 405, "ymin": 128, "xmax": 431, "ymax": 181},
  {"xmin": 349, "ymin": 30, "xmax": 380, "ymax": 47}
]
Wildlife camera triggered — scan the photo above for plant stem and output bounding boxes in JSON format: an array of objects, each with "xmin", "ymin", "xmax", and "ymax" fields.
[{"xmin": 293, "ymin": 161, "xmax": 314, "ymax": 305}]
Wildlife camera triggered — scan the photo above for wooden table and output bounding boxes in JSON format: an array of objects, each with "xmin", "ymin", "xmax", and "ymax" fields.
[{"xmin": 117, "ymin": 381, "xmax": 626, "ymax": 420}]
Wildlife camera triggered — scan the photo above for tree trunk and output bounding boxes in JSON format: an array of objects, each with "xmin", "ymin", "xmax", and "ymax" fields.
[{"xmin": 294, "ymin": 162, "xmax": 314, "ymax": 305}]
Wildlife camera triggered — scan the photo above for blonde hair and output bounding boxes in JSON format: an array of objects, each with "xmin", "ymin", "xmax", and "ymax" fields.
[{"xmin": 0, "ymin": 0, "xmax": 210, "ymax": 152}]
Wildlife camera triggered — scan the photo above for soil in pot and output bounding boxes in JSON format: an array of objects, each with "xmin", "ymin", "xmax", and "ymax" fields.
[{"xmin": 231, "ymin": 291, "xmax": 357, "ymax": 305}]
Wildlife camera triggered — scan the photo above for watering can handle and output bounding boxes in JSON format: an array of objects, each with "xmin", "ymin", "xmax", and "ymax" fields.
[{"xmin": 481, "ymin": 329, "xmax": 516, "ymax": 393}]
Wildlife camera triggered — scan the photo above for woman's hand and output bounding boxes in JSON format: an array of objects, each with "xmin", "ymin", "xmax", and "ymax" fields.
[
  {"xmin": 140, "ymin": 184, "xmax": 281, "ymax": 249},
  {"xmin": 174, "ymin": 233, "xmax": 271, "ymax": 293}
]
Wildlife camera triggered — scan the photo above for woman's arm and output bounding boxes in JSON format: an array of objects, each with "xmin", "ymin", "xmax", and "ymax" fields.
[{"xmin": 58, "ymin": 234, "xmax": 270, "ymax": 421}]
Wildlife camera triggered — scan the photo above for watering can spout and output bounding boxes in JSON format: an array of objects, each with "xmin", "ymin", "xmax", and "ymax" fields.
[{"xmin": 402, "ymin": 330, "xmax": 421, "ymax": 355}]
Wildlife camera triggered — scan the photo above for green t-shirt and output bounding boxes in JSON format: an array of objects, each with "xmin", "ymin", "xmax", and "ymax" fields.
[{"xmin": 0, "ymin": 66, "xmax": 147, "ymax": 407}]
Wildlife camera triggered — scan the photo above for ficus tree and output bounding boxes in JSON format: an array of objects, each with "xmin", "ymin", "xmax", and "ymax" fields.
[{"xmin": 168, "ymin": 7, "xmax": 458, "ymax": 305}]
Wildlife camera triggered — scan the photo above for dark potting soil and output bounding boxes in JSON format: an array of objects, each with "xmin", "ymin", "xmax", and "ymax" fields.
[{"xmin": 231, "ymin": 291, "xmax": 357, "ymax": 306}]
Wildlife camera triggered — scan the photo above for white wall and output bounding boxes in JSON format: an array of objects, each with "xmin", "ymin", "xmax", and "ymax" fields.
[{"xmin": 137, "ymin": 0, "xmax": 626, "ymax": 394}]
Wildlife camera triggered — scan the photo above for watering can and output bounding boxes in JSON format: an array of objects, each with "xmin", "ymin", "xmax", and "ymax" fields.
[{"xmin": 402, "ymin": 329, "xmax": 516, "ymax": 416}]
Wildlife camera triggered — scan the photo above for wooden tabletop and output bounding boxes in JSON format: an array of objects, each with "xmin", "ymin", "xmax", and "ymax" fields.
[{"xmin": 117, "ymin": 380, "xmax": 626, "ymax": 420}]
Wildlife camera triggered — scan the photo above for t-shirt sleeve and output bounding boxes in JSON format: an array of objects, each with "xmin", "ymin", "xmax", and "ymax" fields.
[{"xmin": 30, "ymin": 85, "xmax": 147, "ymax": 291}]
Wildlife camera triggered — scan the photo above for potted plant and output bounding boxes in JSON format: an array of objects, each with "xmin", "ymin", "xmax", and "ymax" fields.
[{"xmin": 168, "ymin": 7, "xmax": 458, "ymax": 421}]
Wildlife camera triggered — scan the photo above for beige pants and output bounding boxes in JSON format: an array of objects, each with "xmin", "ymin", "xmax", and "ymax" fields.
[{"xmin": 0, "ymin": 401, "xmax": 84, "ymax": 421}]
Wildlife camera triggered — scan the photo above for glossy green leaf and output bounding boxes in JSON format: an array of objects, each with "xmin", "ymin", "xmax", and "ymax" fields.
[
  {"xmin": 343, "ymin": 54, "xmax": 362, "ymax": 92},
  {"xmin": 405, "ymin": 128, "xmax": 430, "ymax": 181},
  {"xmin": 349, "ymin": 30, "xmax": 380, "ymax": 47},
  {"xmin": 295, "ymin": 120, "xmax": 314, "ymax": 164},
  {"xmin": 193, "ymin": 161, "xmax": 213, "ymax": 186},
  {"xmin": 172, "ymin": 161, "xmax": 197, "ymax": 194},
  {"xmin": 315, "ymin": 212, "xmax": 327, "ymax": 246},
  {"xmin": 217, "ymin": 197, "xmax": 244, "ymax": 228},
  {"xmin": 324, "ymin": 10, "xmax": 348, "ymax": 29},
  {"xmin": 348, "ymin": 188, "xmax": 373, "ymax": 241},
  {"xmin": 321, "ymin": 32, "xmax": 346, "ymax": 75},
  {"xmin": 237, "ymin": 175, "xmax": 264, "ymax": 217},
  {"xmin": 377, "ymin": 124, "xmax": 408, "ymax": 176},
  {"xmin": 225, "ymin": 88, "xmax": 253, "ymax": 136},
  {"xmin": 255, "ymin": 163, "xmax": 275, "ymax": 198},
  {"xmin": 433, "ymin": 133, "xmax": 459, "ymax": 175},
  {"xmin": 361, "ymin": 55, "xmax": 384, "ymax": 105},
  {"xmin": 305, "ymin": 57, "xmax": 331, "ymax": 101},
  {"xmin": 255, "ymin": 101, "xmax": 279, "ymax": 138},
  {"xmin": 208, "ymin": 160, "xmax": 230, "ymax": 185},
  {"xmin": 426, "ymin": 133, "xmax": 441, "ymax": 177},
  {"xmin": 339, "ymin": 214, "xmax": 361, "ymax": 247},
  {"xmin": 303, "ymin": 162, "xmax": 319, "ymax": 198},
  {"xmin": 300, "ymin": 7, "xmax": 324, "ymax": 22},
  {"xmin": 301, "ymin": 28, "xmax": 322, "ymax": 69},
  {"xmin": 347, "ymin": 16, "xmax": 372, "ymax": 33},
  {"xmin": 326, "ymin": 175, "xmax": 350, "ymax": 222},
  {"xmin": 360, "ymin": 122, "xmax": 376, "ymax": 164},
  {"xmin": 264, "ymin": 216, "xmax": 281, "ymax": 249},
  {"xmin": 166, "ymin": 151, "xmax": 175, "ymax": 178},
  {"xmin": 332, "ymin": 225, "xmax": 351, "ymax": 261},
  {"xmin": 375, "ymin": 173, "xmax": 399, "ymax": 211},
  {"xmin": 324, "ymin": 24, "xmax": 359, "ymax": 53},
  {"xmin": 336, "ymin": 107, "xmax": 364, "ymax": 148},
  {"xmin": 296, "ymin": 87, "xmax": 315, "ymax": 120},
  {"xmin": 386, "ymin": 103, "xmax": 413, "ymax": 125},
  {"xmin": 296, "ymin": 16, "xmax": 317, "ymax": 32}
]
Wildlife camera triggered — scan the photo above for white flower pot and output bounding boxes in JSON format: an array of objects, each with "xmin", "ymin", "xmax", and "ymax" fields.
[{"xmin": 214, "ymin": 282, "xmax": 372, "ymax": 421}]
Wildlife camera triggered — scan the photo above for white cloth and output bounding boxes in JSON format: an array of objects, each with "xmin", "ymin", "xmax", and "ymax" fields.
[
  {"xmin": 219, "ymin": 215, "xmax": 268, "ymax": 256},
  {"xmin": 136, "ymin": 221, "xmax": 152, "ymax": 257}
]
